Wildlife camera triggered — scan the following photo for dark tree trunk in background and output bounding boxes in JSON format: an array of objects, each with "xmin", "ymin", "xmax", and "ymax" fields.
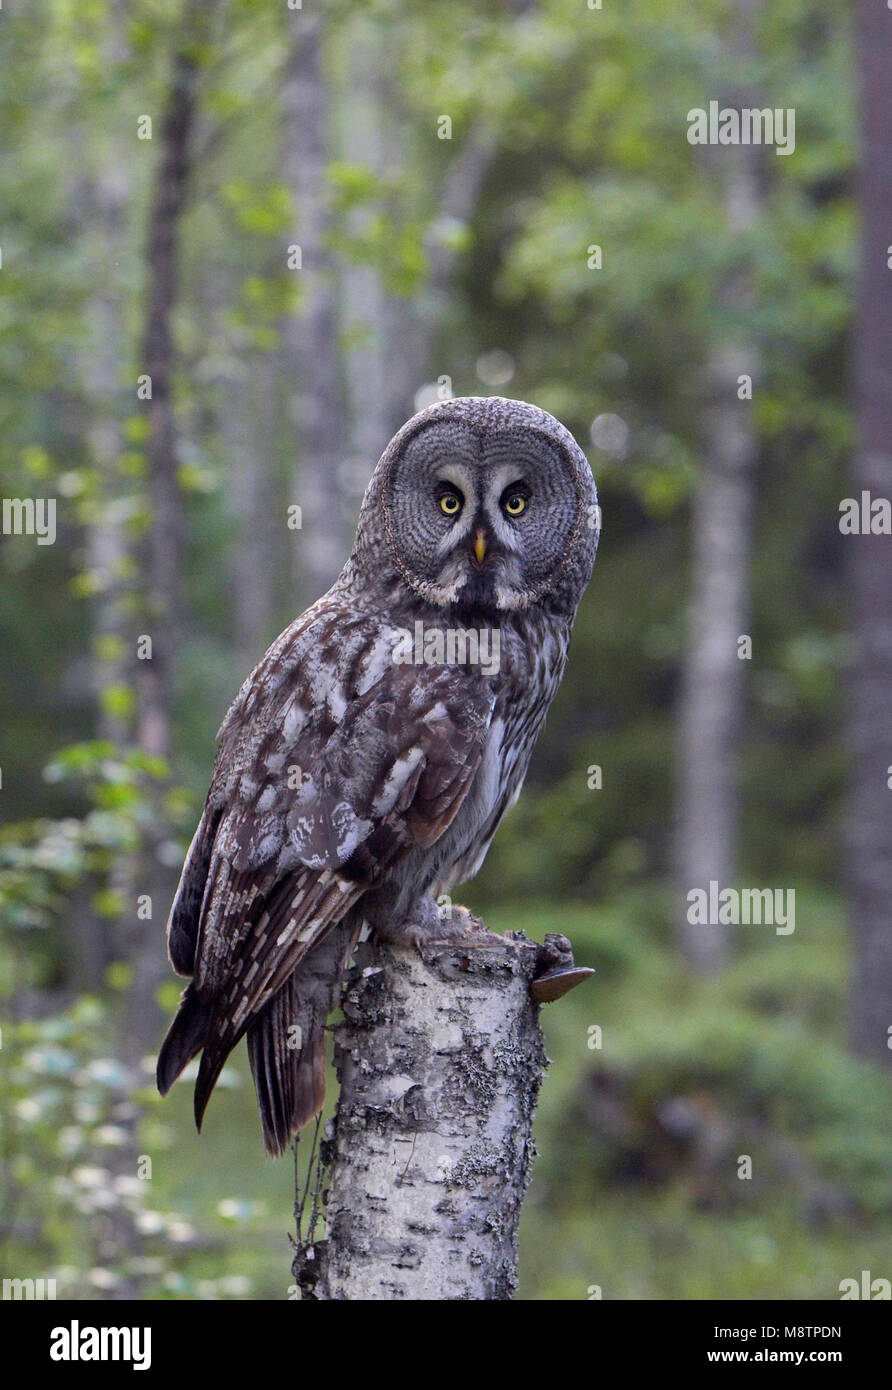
[
  {"xmin": 129, "ymin": 0, "xmax": 216, "ymax": 1060},
  {"xmin": 293, "ymin": 935, "xmax": 547, "ymax": 1301},
  {"xmin": 282, "ymin": 10, "xmax": 347, "ymax": 604},
  {"xmin": 847, "ymin": 0, "xmax": 892, "ymax": 1063},
  {"xmin": 675, "ymin": 0, "xmax": 762, "ymax": 972}
]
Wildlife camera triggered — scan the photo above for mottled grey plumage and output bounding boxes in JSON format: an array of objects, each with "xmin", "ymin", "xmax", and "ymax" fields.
[{"xmin": 157, "ymin": 396, "xmax": 599, "ymax": 1154}]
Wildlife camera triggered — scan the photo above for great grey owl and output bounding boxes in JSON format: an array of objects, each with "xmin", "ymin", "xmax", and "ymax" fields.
[{"xmin": 157, "ymin": 395, "xmax": 600, "ymax": 1154}]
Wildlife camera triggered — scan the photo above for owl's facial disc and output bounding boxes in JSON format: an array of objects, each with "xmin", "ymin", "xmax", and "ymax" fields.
[{"xmin": 381, "ymin": 416, "xmax": 584, "ymax": 612}]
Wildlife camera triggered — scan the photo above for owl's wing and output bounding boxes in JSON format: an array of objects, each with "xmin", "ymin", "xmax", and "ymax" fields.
[{"xmin": 157, "ymin": 608, "xmax": 495, "ymax": 1143}]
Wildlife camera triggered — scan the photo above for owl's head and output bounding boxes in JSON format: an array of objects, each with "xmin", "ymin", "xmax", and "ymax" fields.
[{"xmin": 353, "ymin": 396, "xmax": 599, "ymax": 616}]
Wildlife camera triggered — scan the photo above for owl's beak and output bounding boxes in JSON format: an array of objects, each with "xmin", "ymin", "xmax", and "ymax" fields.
[{"xmin": 473, "ymin": 529, "xmax": 487, "ymax": 565}]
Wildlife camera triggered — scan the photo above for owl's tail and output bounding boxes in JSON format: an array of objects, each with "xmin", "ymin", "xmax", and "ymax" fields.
[
  {"xmin": 246, "ymin": 972, "xmax": 329, "ymax": 1156},
  {"xmin": 156, "ymin": 917, "xmax": 362, "ymax": 1157},
  {"xmin": 249, "ymin": 917, "xmax": 365, "ymax": 1155},
  {"xmin": 155, "ymin": 978, "xmax": 327, "ymax": 1157}
]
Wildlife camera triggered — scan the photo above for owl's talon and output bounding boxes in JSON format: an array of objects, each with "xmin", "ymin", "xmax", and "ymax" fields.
[{"xmin": 429, "ymin": 905, "xmax": 505, "ymax": 950}]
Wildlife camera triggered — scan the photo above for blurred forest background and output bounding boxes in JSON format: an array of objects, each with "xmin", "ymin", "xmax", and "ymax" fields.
[{"xmin": 1, "ymin": 0, "xmax": 890, "ymax": 1300}]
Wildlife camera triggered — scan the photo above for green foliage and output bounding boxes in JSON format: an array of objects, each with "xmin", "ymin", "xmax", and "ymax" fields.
[
  {"xmin": 0, "ymin": 979, "xmax": 289, "ymax": 1298},
  {"xmin": 503, "ymin": 893, "xmax": 892, "ymax": 1297}
]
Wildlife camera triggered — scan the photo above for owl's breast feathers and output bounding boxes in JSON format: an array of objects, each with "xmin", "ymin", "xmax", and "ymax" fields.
[
  {"xmin": 157, "ymin": 600, "xmax": 509, "ymax": 1151},
  {"xmin": 427, "ymin": 614, "xmax": 570, "ymax": 892}
]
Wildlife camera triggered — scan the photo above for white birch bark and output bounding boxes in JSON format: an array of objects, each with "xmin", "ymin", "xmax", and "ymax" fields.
[
  {"xmin": 294, "ymin": 933, "xmax": 568, "ymax": 1300},
  {"xmin": 675, "ymin": 0, "xmax": 762, "ymax": 971}
]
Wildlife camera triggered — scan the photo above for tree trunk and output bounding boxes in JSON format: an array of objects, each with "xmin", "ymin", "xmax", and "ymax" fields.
[
  {"xmin": 675, "ymin": 0, "xmax": 762, "ymax": 972},
  {"xmin": 281, "ymin": 10, "xmax": 347, "ymax": 605},
  {"xmin": 129, "ymin": 0, "xmax": 217, "ymax": 1060},
  {"xmin": 293, "ymin": 932, "xmax": 569, "ymax": 1301},
  {"xmin": 847, "ymin": 0, "xmax": 892, "ymax": 1062}
]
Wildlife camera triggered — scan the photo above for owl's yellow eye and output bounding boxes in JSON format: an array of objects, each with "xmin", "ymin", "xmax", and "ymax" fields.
[
  {"xmin": 439, "ymin": 492, "xmax": 462, "ymax": 516},
  {"xmin": 504, "ymin": 494, "xmax": 527, "ymax": 516}
]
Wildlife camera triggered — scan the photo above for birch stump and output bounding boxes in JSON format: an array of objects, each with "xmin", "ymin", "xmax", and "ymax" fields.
[{"xmin": 292, "ymin": 927, "xmax": 591, "ymax": 1300}]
